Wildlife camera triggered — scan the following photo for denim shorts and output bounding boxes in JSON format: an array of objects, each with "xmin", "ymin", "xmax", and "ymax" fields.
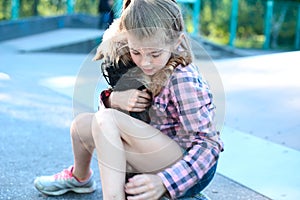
[{"xmin": 178, "ymin": 162, "xmax": 218, "ymax": 199}]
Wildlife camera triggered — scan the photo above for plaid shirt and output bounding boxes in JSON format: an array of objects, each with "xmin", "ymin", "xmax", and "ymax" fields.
[{"xmin": 150, "ymin": 63, "xmax": 224, "ymax": 198}]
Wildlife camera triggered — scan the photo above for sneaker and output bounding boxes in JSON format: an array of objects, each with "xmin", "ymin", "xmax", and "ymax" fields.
[{"xmin": 34, "ymin": 166, "xmax": 96, "ymax": 196}]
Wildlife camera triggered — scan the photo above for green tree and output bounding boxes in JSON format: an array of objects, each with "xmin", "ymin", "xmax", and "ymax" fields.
[
  {"xmin": 200, "ymin": 0, "xmax": 231, "ymax": 44},
  {"xmin": 75, "ymin": 0, "xmax": 98, "ymax": 15},
  {"xmin": 199, "ymin": 0, "xmax": 299, "ymax": 49},
  {"xmin": 0, "ymin": 0, "xmax": 10, "ymax": 20}
]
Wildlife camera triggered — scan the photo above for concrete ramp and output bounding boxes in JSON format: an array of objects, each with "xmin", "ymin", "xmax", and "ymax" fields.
[{"xmin": 0, "ymin": 28, "xmax": 103, "ymax": 53}]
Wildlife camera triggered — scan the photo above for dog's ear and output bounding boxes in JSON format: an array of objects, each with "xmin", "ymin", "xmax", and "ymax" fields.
[
  {"xmin": 93, "ymin": 18, "xmax": 126, "ymax": 62},
  {"xmin": 123, "ymin": 0, "xmax": 131, "ymax": 10},
  {"xmin": 93, "ymin": 46, "xmax": 104, "ymax": 61}
]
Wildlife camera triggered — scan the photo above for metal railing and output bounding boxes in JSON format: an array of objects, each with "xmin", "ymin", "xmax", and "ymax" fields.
[{"xmin": 3, "ymin": 0, "xmax": 300, "ymax": 50}]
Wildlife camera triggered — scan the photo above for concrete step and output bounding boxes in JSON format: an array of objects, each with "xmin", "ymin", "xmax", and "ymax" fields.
[{"xmin": 0, "ymin": 28, "xmax": 103, "ymax": 53}]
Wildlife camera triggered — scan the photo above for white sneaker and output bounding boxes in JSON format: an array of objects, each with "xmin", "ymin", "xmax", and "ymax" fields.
[{"xmin": 34, "ymin": 166, "xmax": 96, "ymax": 196}]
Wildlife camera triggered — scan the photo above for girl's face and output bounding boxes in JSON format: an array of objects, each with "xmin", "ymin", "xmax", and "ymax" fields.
[{"xmin": 127, "ymin": 33, "xmax": 173, "ymax": 76}]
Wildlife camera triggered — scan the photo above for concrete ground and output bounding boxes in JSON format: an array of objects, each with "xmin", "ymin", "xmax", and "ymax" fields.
[{"xmin": 1, "ymin": 28, "xmax": 299, "ymax": 199}]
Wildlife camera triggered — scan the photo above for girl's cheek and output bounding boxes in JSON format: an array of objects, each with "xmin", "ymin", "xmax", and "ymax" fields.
[{"xmin": 131, "ymin": 56, "xmax": 140, "ymax": 65}]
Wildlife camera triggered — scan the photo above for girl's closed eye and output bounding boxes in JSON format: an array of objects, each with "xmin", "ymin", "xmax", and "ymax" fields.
[
  {"xmin": 130, "ymin": 50, "xmax": 140, "ymax": 55},
  {"xmin": 151, "ymin": 53, "xmax": 161, "ymax": 58},
  {"xmin": 151, "ymin": 50, "xmax": 164, "ymax": 58}
]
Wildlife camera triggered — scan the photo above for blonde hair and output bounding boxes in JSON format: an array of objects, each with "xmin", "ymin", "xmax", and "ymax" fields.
[
  {"xmin": 96, "ymin": 0, "xmax": 193, "ymax": 96},
  {"xmin": 119, "ymin": 0, "xmax": 193, "ymax": 96}
]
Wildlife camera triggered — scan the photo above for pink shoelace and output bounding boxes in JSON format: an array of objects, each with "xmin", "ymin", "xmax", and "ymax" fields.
[{"xmin": 54, "ymin": 167, "xmax": 74, "ymax": 180}]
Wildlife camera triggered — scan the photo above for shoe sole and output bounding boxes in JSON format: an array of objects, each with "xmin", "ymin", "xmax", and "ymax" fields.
[{"xmin": 34, "ymin": 180, "xmax": 97, "ymax": 196}]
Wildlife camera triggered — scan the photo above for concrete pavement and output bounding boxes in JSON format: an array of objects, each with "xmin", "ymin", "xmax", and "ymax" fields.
[{"xmin": 1, "ymin": 28, "xmax": 299, "ymax": 199}]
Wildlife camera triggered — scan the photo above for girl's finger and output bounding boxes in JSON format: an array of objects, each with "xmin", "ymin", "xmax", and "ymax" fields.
[
  {"xmin": 127, "ymin": 190, "xmax": 157, "ymax": 200},
  {"xmin": 126, "ymin": 175, "xmax": 148, "ymax": 188},
  {"xmin": 138, "ymin": 91, "xmax": 152, "ymax": 100},
  {"xmin": 125, "ymin": 184, "xmax": 149, "ymax": 195},
  {"xmin": 134, "ymin": 103, "xmax": 150, "ymax": 110},
  {"xmin": 137, "ymin": 96, "xmax": 151, "ymax": 103}
]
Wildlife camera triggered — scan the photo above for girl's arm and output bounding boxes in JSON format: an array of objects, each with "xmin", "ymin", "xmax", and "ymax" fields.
[
  {"xmin": 100, "ymin": 88, "xmax": 151, "ymax": 112},
  {"xmin": 157, "ymin": 66, "xmax": 223, "ymax": 198}
]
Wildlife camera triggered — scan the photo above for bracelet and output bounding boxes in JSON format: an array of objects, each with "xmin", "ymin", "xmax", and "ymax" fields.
[{"xmin": 100, "ymin": 89, "xmax": 113, "ymax": 108}]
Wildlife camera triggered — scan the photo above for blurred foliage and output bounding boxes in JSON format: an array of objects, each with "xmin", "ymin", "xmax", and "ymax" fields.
[
  {"xmin": 0, "ymin": 0, "xmax": 299, "ymax": 49},
  {"xmin": 0, "ymin": 0, "xmax": 98, "ymax": 20},
  {"xmin": 74, "ymin": 0, "xmax": 98, "ymax": 15},
  {"xmin": 0, "ymin": 0, "xmax": 10, "ymax": 20},
  {"xmin": 197, "ymin": 0, "xmax": 300, "ymax": 49}
]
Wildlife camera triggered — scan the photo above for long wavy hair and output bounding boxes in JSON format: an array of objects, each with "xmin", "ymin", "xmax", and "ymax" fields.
[
  {"xmin": 96, "ymin": 0, "xmax": 193, "ymax": 96},
  {"xmin": 119, "ymin": 0, "xmax": 193, "ymax": 96}
]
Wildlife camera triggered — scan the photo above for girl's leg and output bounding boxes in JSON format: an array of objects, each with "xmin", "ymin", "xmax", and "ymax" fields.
[
  {"xmin": 92, "ymin": 109, "xmax": 183, "ymax": 200},
  {"xmin": 70, "ymin": 113, "xmax": 95, "ymax": 181},
  {"xmin": 92, "ymin": 109, "xmax": 127, "ymax": 199}
]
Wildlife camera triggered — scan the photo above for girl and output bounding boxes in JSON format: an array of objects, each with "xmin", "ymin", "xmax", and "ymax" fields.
[{"xmin": 34, "ymin": 0, "xmax": 223, "ymax": 199}]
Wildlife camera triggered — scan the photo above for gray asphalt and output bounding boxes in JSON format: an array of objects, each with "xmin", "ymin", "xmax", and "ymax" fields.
[
  {"xmin": 0, "ymin": 52, "xmax": 102, "ymax": 199},
  {"xmin": 0, "ymin": 32, "xmax": 275, "ymax": 199}
]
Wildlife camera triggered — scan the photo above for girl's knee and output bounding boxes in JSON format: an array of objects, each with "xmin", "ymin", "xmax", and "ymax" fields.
[
  {"xmin": 93, "ymin": 108, "xmax": 115, "ymax": 126},
  {"xmin": 70, "ymin": 115, "xmax": 80, "ymax": 138},
  {"xmin": 92, "ymin": 109, "xmax": 119, "ymax": 138},
  {"xmin": 70, "ymin": 113, "xmax": 93, "ymax": 139}
]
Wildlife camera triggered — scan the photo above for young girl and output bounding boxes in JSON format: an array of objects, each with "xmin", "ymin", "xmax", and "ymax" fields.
[{"xmin": 34, "ymin": 0, "xmax": 223, "ymax": 199}]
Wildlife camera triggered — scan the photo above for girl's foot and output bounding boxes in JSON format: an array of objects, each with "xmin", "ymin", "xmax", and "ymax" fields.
[{"xmin": 34, "ymin": 166, "xmax": 96, "ymax": 196}]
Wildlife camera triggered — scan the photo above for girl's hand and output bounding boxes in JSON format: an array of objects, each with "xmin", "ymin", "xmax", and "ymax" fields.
[
  {"xmin": 110, "ymin": 89, "xmax": 151, "ymax": 112},
  {"xmin": 125, "ymin": 174, "xmax": 167, "ymax": 200}
]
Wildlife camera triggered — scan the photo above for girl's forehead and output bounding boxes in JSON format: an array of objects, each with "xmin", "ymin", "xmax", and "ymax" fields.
[{"xmin": 127, "ymin": 33, "xmax": 168, "ymax": 49}]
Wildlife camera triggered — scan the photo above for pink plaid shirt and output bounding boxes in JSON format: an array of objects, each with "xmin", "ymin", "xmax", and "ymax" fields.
[{"xmin": 150, "ymin": 63, "xmax": 224, "ymax": 198}]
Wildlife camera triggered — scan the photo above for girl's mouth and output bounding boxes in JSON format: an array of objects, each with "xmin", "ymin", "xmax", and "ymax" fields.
[{"xmin": 142, "ymin": 68, "xmax": 154, "ymax": 74}]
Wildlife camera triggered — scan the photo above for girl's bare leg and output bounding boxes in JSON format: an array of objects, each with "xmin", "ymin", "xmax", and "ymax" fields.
[
  {"xmin": 92, "ymin": 109, "xmax": 183, "ymax": 200},
  {"xmin": 92, "ymin": 109, "xmax": 127, "ymax": 199},
  {"xmin": 70, "ymin": 113, "xmax": 95, "ymax": 181}
]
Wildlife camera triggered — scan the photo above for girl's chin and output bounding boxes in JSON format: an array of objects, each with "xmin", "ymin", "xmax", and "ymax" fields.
[{"xmin": 142, "ymin": 69, "xmax": 155, "ymax": 75}]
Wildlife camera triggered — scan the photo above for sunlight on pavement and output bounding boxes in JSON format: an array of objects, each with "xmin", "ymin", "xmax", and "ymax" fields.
[
  {"xmin": 38, "ymin": 75, "xmax": 108, "ymax": 113},
  {"xmin": 0, "ymin": 72, "xmax": 11, "ymax": 101},
  {"xmin": 214, "ymin": 51, "xmax": 300, "ymax": 200},
  {"xmin": 0, "ymin": 72, "xmax": 10, "ymax": 80},
  {"xmin": 215, "ymin": 51, "xmax": 300, "ymax": 91},
  {"xmin": 39, "ymin": 76, "xmax": 76, "ymax": 98},
  {"xmin": 218, "ymin": 126, "xmax": 300, "ymax": 200},
  {"xmin": 289, "ymin": 98, "xmax": 300, "ymax": 110},
  {"xmin": 40, "ymin": 76, "xmax": 76, "ymax": 88},
  {"xmin": 0, "ymin": 93, "xmax": 11, "ymax": 101}
]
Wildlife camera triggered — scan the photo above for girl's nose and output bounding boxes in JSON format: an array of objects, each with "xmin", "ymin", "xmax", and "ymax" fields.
[{"xmin": 141, "ymin": 55, "xmax": 151, "ymax": 66}]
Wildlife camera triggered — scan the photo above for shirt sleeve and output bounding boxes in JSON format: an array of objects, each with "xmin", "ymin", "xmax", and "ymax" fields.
[{"xmin": 157, "ymin": 67, "xmax": 222, "ymax": 198}]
